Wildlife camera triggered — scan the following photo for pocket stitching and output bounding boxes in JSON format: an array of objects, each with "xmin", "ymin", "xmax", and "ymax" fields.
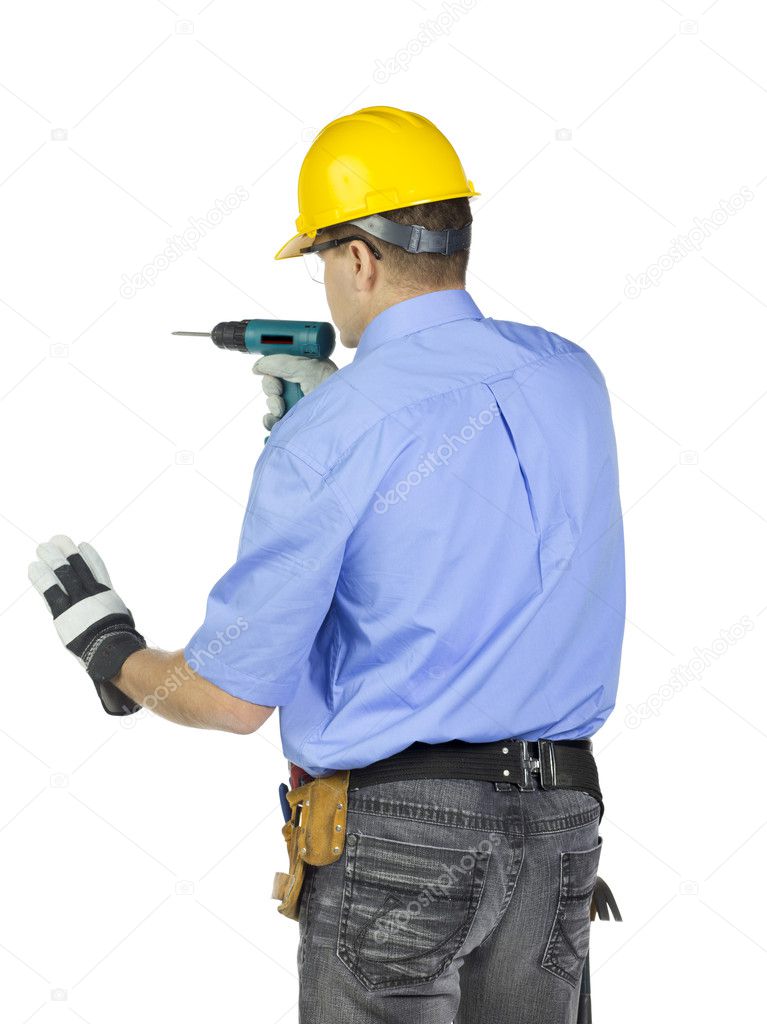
[
  {"xmin": 541, "ymin": 840, "xmax": 601, "ymax": 987},
  {"xmin": 337, "ymin": 832, "xmax": 490, "ymax": 991}
]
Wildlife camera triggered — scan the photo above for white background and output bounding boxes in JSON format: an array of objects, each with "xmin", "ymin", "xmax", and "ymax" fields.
[{"xmin": 2, "ymin": 1, "xmax": 766, "ymax": 1021}]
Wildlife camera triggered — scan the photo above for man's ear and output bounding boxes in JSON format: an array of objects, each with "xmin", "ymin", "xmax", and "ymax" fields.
[
  {"xmin": 349, "ymin": 239, "xmax": 377, "ymax": 288},
  {"xmin": 348, "ymin": 239, "xmax": 364, "ymax": 266}
]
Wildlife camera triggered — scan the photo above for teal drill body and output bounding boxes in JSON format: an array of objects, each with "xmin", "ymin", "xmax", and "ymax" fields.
[{"xmin": 173, "ymin": 318, "xmax": 336, "ymax": 413}]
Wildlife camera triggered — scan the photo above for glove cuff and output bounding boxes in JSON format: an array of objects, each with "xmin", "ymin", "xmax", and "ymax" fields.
[{"xmin": 85, "ymin": 628, "xmax": 147, "ymax": 715}]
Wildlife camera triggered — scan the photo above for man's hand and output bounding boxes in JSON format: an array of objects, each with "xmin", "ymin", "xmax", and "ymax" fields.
[
  {"xmin": 253, "ymin": 353, "xmax": 338, "ymax": 430},
  {"xmin": 28, "ymin": 535, "xmax": 146, "ymax": 715}
]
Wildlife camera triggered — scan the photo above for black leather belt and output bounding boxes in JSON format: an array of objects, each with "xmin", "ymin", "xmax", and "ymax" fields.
[{"xmin": 348, "ymin": 738, "xmax": 603, "ymax": 819}]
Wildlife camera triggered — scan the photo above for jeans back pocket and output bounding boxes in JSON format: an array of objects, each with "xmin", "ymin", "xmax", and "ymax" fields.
[
  {"xmin": 338, "ymin": 831, "xmax": 491, "ymax": 991},
  {"xmin": 541, "ymin": 835, "xmax": 602, "ymax": 986}
]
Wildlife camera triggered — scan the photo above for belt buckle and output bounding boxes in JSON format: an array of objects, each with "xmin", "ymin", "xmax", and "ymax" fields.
[{"xmin": 517, "ymin": 740, "xmax": 541, "ymax": 791}]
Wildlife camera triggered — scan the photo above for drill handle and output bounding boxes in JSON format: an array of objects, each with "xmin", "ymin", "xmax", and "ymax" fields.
[
  {"xmin": 264, "ymin": 379, "xmax": 303, "ymax": 445},
  {"xmin": 282, "ymin": 380, "xmax": 304, "ymax": 412}
]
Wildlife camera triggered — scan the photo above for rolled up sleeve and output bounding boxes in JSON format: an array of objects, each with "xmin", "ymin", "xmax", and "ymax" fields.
[{"xmin": 184, "ymin": 442, "xmax": 354, "ymax": 705}]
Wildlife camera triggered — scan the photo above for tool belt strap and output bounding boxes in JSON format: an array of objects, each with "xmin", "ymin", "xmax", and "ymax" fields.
[{"xmin": 348, "ymin": 738, "xmax": 603, "ymax": 819}]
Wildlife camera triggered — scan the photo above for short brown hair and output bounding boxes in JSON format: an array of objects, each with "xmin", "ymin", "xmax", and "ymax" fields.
[{"xmin": 316, "ymin": 197, "xmax": 472, "ymax": 291}]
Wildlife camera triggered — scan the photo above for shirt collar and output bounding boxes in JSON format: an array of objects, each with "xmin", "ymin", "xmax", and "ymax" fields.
[{"xmin": 354, "ymin": 289, "xmax": 484, "ymax": 361}]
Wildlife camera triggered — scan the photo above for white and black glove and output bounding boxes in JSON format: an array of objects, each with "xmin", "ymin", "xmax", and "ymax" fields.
[
  {"xmin": 253, "ymin": 354, "xmax": 338, "ymax": 430},
  {"xmin": 28, "ymin": 535, "xmax": 146, "ymax": 716}
]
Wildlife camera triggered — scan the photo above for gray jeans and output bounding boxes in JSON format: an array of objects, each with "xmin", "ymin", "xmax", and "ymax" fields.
[{"xmin": 297, "ymin": 775, "xmax": 602, "ymax": 1023}]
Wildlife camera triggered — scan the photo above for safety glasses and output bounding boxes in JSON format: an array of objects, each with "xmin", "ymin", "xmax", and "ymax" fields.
[{"xmin": 300, "ymin": 236, "xmax": 383, "ymax": 283}]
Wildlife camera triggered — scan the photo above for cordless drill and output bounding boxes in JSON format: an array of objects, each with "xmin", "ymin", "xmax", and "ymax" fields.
[{"xmin": 173, "ymin": 319, "xmax": 336, "ymax": 413}]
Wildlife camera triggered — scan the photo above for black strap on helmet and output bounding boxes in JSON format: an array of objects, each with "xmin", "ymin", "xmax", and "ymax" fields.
[{"xmin": 346, "ymin": 214, "xmax": 472, "ymax": 255}]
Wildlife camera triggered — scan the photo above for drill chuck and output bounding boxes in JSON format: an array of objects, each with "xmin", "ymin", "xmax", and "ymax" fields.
[{"xmin": 210, "ymin": 320, "xmax": 249, "ymax": 350}]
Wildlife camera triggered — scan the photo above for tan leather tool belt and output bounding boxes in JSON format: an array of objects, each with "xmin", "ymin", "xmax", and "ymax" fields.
[{"xmin": 271, "ymin": 769, "xmax": 350, "ymax": 920}]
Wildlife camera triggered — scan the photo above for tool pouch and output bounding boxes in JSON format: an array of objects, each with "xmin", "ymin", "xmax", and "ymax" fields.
[{"xmin": 271, "ymin": 769, "xmax": 350, "ymax": 921}]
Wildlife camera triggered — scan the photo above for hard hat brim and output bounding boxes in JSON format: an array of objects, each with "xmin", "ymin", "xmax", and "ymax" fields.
[{"xmin": 274, "ymin": 230, "xmax": 316, "ymax": 260}]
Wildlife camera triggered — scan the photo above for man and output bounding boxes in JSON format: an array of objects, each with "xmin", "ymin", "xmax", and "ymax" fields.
[{"xmin": 30, "ymin": 107, "xmax": 625, "ymax": 1023}]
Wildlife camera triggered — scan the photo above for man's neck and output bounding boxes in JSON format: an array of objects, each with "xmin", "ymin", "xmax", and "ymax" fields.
[{"xmin": 361, "ymin": 283, "xmax": 466, "ymax": 336}]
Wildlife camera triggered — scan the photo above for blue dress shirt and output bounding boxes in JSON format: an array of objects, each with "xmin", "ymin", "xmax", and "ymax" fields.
[{"xmin": 185, "ymin": 289, "xmax": 625, "ymax": 776}]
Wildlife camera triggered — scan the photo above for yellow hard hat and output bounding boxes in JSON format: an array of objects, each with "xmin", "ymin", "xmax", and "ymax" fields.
[{"xmin": 274, "ymin": 105, "xmax": 479, "ymax": 260}]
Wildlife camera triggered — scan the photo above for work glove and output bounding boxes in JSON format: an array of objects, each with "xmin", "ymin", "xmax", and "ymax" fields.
[
  {"xmin": 28, "ymin": 535, "xmax": 146, "ymax": 716},
  {"xmin": 253, "ymin": 353, "xmax": 338, "ymax": 430}
]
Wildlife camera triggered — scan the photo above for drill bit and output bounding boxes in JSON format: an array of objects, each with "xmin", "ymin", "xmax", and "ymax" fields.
[{"xmin": 171, "ymin": 331, "xmax": 211, "ymax": 336}]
